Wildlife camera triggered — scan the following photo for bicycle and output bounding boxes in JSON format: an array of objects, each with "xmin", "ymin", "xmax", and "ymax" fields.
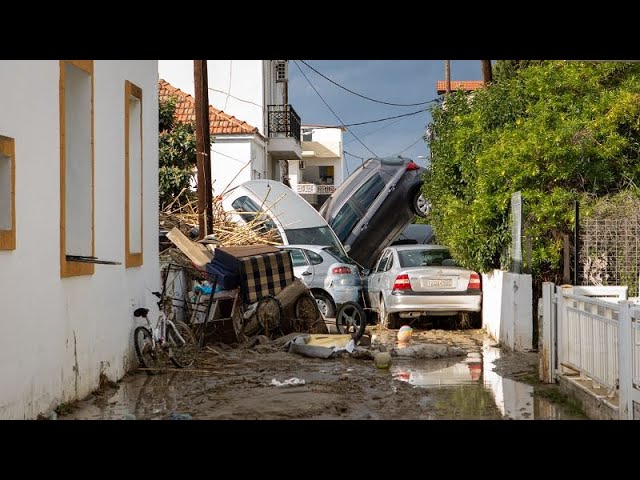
[{"xmin": 133, "ymin": 291, "xmax": 199, "ymax": 375}]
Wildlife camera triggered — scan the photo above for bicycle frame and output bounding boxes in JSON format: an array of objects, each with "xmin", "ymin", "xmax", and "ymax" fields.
[{"xmin": 138, "ymin": 310, "xmax": 187, "ymax": 350}]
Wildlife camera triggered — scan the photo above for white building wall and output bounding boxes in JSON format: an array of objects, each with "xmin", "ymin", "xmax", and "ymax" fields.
[
  {"xmin": 0, "ymin": 60, "xmax": 160, "ymax": 419},
  {"xmin": 210, "ymin": 136, "xmax": 266, "ymax": 195},
  {"xmin": 482, "ymin": 269, "xmax": 533, "ymax": 352}
]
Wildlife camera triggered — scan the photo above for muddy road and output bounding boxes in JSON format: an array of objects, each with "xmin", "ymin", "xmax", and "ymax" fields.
[{"xmin": 60, "ymin": 327, "xmax": 585, "ymax": 420}]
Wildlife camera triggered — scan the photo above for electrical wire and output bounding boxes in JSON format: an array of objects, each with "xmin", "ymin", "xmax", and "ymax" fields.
[
  {"xmin": 385, "ymin": 135, "xmax": 426, "ymax": 157},
  {"xmin": 300, "ymin": 60, "xmax": 439, "ymax": 107},
  {"xmin": 344, "ymin": 114, "xmax": 413, "ymax": 145},
  {"xmin": 208, "ymin": 88, "xmax": 263, "ymax": 108},
  {"xmin": 224, "ymin": 60, "xmax": 233, "ymax": 111},
  {"xmin": 293, "ymin": 60, "xmax": 377, "ymax": 158},
  {"xmin": 342, "ymin": 108, "xmax": 426, "ymax": 127}
]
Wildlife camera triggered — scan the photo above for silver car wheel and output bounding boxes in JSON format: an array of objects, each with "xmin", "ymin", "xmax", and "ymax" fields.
[
  {"xmin": 416, "ymin": 194, "xmax": 430, "ymax": 215},
  {"xmin": 315, "ymin": 298, "xmax": 329, "ymax": 317}
]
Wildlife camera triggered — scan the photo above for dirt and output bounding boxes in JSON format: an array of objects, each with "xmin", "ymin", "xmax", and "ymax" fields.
[{"xmin": 58, "ymin": 326, "xmax": 585, "ymax": 420}]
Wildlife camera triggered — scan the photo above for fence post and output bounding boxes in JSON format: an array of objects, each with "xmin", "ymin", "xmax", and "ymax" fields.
[
  {"xmin": 618, "ymin": 301, "xmax": 633, "ymax": 420},
  {"xmin": 540, "ymin": 282, "xmax": 555, "ymax": 383}
]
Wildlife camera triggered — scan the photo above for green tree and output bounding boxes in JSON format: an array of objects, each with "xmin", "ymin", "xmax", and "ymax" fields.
[
  {"xmin": 424, "ymin": 61, "xmax": 640, "ymax": 279},
  {"xmin": 159, "ymin": 96, "xmax": 197, "ymax": 209}
]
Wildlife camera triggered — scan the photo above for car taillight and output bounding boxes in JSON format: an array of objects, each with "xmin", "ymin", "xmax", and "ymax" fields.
[
  {"xmin": 393, "ymin": 274, "xmax": 412, "ymax": 291},
  {"xmin": 467, "ymin": 273, "xmax": 481, "ymax": 290},
  {"xmin": 332, "ymin": 266, "xmax": 352, "ymax": 275},
  {"xmin": 406, "ymin": 161, "xmax": 420, "ymax": 171}
]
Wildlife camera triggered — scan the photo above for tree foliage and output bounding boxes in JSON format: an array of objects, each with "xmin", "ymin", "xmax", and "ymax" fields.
[
  {"xmin": 424, "ymin": 61, "xmax": 640, "ymax": 278},
  {"xmin": 159, "ymin": 96, "xmax": 196, "ymax": 209}
]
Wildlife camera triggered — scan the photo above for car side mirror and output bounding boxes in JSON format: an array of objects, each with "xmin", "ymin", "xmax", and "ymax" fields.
[{"xmin": 344, "ymin": 245, "xmax": 351, "ymax": 253}]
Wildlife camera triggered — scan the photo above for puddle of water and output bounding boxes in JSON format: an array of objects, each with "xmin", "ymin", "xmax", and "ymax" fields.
[{"xmin": 391, "ymin": 341, "xmax": 583, "ymax": 420}]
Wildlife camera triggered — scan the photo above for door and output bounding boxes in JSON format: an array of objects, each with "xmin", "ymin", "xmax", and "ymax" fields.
[
  {"xmin": 367, "ymin": 249, "xmax": 391, "ymax": 308},
  {"xmin": 285, "ymin": 248, "xmax": 314, "ymax": 286}
]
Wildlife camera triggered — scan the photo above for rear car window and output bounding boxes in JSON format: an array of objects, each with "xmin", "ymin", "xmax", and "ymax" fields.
[
  {"xmin": 353, "ymin": 173, "xmax": 385, "ymax": 209},
  {"xmin": 322, "ymin": 246, "xmax": 353, "ymax": 264},
  {"xmin": 305, "ymin": 250, "xmax": 323, "ymax": 265},
  {"xmin": 330, "ymin": 203, "xmax": 361, "ymax": 243},
  {"xmin": 398, "ymin": 249, "xmax": 453, "ymax": 268},
  {"xmin": 231, "ymin": 196, "xmax": 278, "ymax": 232},
  {"xmin": 284, "ymin": 226, "xmax": 345, "ymax": 255}
]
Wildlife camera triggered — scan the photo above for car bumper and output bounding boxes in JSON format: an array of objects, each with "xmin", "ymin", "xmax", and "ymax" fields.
[
  {"xmin": 386, "ymin": 292, "xmax": 482, "ymax": 314},
  {"xmin": 328, "ymin": 286, "xmax": 362, "ymax": 307}
]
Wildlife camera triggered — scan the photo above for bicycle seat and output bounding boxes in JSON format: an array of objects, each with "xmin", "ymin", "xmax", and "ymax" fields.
[{"xmin": 133, "ymin": 308, "xmax": 149, "ymax": 318}]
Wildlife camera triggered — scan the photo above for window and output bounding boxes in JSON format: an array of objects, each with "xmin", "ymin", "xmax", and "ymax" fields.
[
  {"xmin": 60, "ymin": 60, "xmax": 94, "ymax": 277},
  {"xmin": 398, "ymin": 249, "xmax": 453, "ymax": 268},
  {"xmin": 286, "ymin": 248, "xmax": 308, "ymax": 267},
  {"xmin": 0, "ymin": 135, "xmax": 15, "ymax": 250},
  {"xmin": 374, "ymin": 250, "xmax": 390, "ymax": 273},
  {"xmin": 125, "ymin": 81, "xmax": 143, "ymax": 267},
  {"xmin": 302, "ymin": 129, "xmax": 312, "ymax": 142},
  {"xmin": 231, "ymin": 196, "xmax": 277, "ymax": 232},
  {"xmin": 330, "ymin": 203, "xmax": 361, "ymax": 243},
  {"xmin": 305, "ymin": 250, "xmax": 323, "ymax": 265},
  {"xmin": 353, "ymin": 173, "xmax": 385, "ymax": 209}
]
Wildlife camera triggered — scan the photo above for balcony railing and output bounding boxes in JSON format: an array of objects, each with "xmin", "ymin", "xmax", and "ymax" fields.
[
  {"xmin": 296, "ymin": 184, "xmax": 336, "ymax": 195},
  {"xmin": 267, "ymin": 105, "xmax": 301, "ymax": 143}
]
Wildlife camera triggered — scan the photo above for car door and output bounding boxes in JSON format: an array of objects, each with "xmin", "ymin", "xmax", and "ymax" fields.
[
  {"xmin": 367, "ymin": 249, "xmax": 391, "ymax": 308},
  {"xmin": 285, "ymin": 248, "xmax": 314, "ymax": 286},
  {"xmin": 303, "ymin": 249, "xmax": 325, "ymax": 289}
]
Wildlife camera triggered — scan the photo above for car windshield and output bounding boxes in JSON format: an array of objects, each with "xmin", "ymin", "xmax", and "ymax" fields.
[
  {"xmin": 322, "ymin": 246, "xmax": 354, "ymax": 265},
  {"xmin": 284, "ymin": 226, "xmax": 347, "ymax": 256},
  {"xmin": 398, "ymin": 249, "xmax": 454, "ymax": 268}
]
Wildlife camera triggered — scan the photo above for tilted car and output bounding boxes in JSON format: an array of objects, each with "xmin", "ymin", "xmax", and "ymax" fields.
[
  {"xmin": 318, "ymin": 156, "xmax": 428, "ymax": 270},
  {"xmin": 365, "ymin": 244, "xmax": 482, "ymax": 329},
  {"xmin": 220, "ymin": 180, "xmax": 349, "ymax": 259},
  {"xmin": 277, "ymin": 244, "xmax": 362, "ymax": 318}
]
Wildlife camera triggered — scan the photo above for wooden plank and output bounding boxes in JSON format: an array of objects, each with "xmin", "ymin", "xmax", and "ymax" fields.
[{"xmin": 166, "ymin": 227, "xmax": 212, "ymax": 268}]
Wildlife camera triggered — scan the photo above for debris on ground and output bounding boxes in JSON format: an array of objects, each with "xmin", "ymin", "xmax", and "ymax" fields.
[
  {"xmin": 390, "ymin": 343, "xmax": 466, "ymax": 359},
  {"xmin": 168, "ymin": 412, "xmax": 193, "ymax": 420},
  {"xmin": 374, "ymin": 352, "xmax": 392, "ymax": 369},
  {"xmin": 270, "ymin": 378, "xmax": 306, "ymax": 387}
]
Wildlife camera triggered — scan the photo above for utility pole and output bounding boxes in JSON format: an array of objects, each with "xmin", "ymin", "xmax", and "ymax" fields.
[
  {"xmin": 445, "ymin": 60, "xmax": 451, "ymax": 94},
  {"xmin": 194, "ymin": 60, "xmax": 213, "ymax": 239},
  {"xmin": 481, "ymin": 60, "xmax": 493, "ymax": 85}
]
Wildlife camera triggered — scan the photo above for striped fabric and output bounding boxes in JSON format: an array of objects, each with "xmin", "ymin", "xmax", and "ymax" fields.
[{"xmin": 240, "ymin": 251, "xmax": 294, "ymax": 304}]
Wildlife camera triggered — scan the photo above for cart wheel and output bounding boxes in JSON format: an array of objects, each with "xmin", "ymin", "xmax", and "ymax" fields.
[
  {"xmin": 295, "ymin": 293, "xmax": 320, "ymax": 324},
  {"xmin": 256, "ymin": 296, "xmax": 283, "ymax": 336}
]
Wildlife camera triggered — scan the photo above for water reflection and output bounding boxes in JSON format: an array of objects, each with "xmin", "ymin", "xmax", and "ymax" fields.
[{"xmin": 392, "ymin": 342, "xmax": 582, "ymax": 420}]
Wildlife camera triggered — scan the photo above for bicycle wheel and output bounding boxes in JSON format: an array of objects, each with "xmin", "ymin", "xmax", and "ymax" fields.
[
  {"xmin": 134, "ymin": 326, "xmax": 163, "ymax": 375},
  {"xmin": 335, "ymin": 301, "xmax": 367, "ymax": 342},
  {"xmin": 167, "ymin": 321, "xmax": 198, "ymax": 369}
]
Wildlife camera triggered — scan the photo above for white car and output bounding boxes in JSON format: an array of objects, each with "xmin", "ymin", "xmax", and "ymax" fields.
[
  {"xmin": 219, "ymin": 180, "xmax": 350, "ymax": 259},
  {"xmin": 365, "ymin": 244, "xmax": 482, "ymax": 329}
]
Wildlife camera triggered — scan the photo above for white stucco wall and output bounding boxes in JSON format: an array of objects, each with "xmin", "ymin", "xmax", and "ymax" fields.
[
  {"xmin": 482, "ymin": 270, "xmax": 533, "ymax": 351},
  {"xmin": 210, "ymin": 135, "xmax": 266, "ymax": 195},
  {"xmin": 0, "ymin": 60, "xmax": 160, "ymax": 419}
]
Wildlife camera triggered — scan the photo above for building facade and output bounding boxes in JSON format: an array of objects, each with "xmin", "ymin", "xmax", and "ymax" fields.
[
  {"xmin": 158, "ymin": 60, "xmax": 302, "ymax": 189},
  {"xmin": 0, "ymin": 60, "xmax": 160, "ymax": 419},
  {"xmin": 288, "ymin": 125, "xmax": 345, "ymax": 210}
]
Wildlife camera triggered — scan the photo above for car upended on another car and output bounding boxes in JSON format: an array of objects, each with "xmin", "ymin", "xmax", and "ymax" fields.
[
  {"xmin": 365, "ymin": 244, "xmax": 482, "ymax": 329},
  {"xmin": 318, "ymin": 155, "xmax": 429, "ymax": 270}
]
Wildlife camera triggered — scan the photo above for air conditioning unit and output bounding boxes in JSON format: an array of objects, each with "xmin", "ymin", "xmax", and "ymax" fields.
[
  {"xmin": 299, "ymin": 161, "xmax": 305, "ymax": 169},
  {"xmin": 275, "ymin": 60, "xmax": 288, "ymax": 83}
]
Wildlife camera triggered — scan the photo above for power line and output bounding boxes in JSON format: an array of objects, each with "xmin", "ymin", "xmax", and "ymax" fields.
[
  {"xmin": 345, "ymin": 114, "xmax": 414, "ymax": 145},
  {"xmin": 385, "ymin": 135, "xmax": 426, "ymax": 157},
  {"xmin": 208, "ymin": 87, "xmax": 262, "ymax": 108},
  {"xmin": 293, "ymin": 60, "xmax": 377, "ymax": 158},
  {"xmin": 300, "ymin": 60, "xmax": 438, "ymax": 107},
  {"xmin": 342, "ymin": 108, "xmax": 426, "ymax": 127}
]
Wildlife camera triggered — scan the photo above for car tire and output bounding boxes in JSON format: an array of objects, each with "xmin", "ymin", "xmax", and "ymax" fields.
[
  {"xmin": 412, "ymin": 190, "xmax": 429, "ymax": 218},
  {"xmin": 379, "ymin": 296, "xmax": 399, "ymax": 329},
  {"xmin": 312, "ymin": 291, "xmax": 336, "ymax": 318}
]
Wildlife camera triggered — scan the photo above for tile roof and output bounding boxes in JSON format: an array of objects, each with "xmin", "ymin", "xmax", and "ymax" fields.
[
  {"xmin": 158, "ymin": 79, "xmax": 259, "ymax": 135},
  {"xmin": 436, "ymin": 80, "xmax": 485, "ymax": 95}
]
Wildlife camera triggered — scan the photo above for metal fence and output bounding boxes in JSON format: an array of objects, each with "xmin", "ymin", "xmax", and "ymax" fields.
[{"xmin": 579, "ymin": 217, "xmax": 640, "ymax": 297}]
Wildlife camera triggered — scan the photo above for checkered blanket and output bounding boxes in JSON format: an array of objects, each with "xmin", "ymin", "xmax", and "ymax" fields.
[{"xmin": 239, "ymin": 251, "xmax": 294, "ymax": 304}]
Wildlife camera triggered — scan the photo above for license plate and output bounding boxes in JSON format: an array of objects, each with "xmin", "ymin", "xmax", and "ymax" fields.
[{"xmin": 424, "ymin": 278, "xmax": 453, "ymax": 288}]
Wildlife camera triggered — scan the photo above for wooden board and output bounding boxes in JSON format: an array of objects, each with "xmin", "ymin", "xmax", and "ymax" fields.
[{"xmin": 166, "ymin": 227, "xmax": 213, "ymax": 268}]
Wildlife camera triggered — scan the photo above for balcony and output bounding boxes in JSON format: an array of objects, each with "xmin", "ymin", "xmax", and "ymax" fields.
[
  {"xmin": 296, "ymin": 183, "xmax": 336, "ymax": 195},
  {"xmin": 267, "ymin": 105, "xmax": 302, "ymax": 160}
]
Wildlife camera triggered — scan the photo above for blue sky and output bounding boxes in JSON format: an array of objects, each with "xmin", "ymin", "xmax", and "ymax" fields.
[{"xmin": 289, "ymin": 60, "xmax": 483, "ymax": 175}]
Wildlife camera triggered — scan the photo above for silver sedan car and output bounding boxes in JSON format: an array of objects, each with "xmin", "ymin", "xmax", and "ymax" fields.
[
  {"xmin": 277, "ymin": 245, "xmax": 362, "ymax": 318},
  {"xmin": 365, "ymin": 245, "xmax": 482, "ymax": 329}
]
